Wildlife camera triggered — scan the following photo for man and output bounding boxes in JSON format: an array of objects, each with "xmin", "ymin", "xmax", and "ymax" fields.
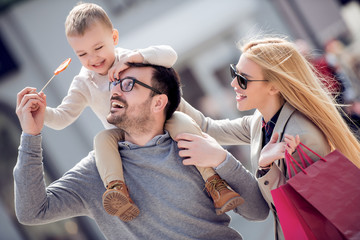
[{"xmin": 14, "ymin": 63, "xmax": 268, "ymax": 239}]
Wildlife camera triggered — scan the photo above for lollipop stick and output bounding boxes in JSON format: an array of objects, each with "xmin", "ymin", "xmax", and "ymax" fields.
[
  {"xmin": 40, "ymin": 74, "xmax": 56, "ymax": 93},
  {"xmin": 39, "ymin": 58, "xmax": 71, "ymax": 93}
]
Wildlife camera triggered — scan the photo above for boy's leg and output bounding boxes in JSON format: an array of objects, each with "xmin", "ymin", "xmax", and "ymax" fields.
[
  {"xmin": 94, "ymin": 129, "xmax": 139, "ymax": 221},
  {"xmin": 94, "ymin": 128, "xmax": 125, "ymax": 187},
  {"xmin": 166, "ymin": 111, "xmax": 244, "ymax": 215}
]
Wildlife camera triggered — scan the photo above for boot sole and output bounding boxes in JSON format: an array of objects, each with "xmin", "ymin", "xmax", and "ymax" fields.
[
  {"xmin": 102, "ymin": 190, "xmax": 140, "ymax": 222},
  {"xmin": 215, "ymin": 196, "xmax": 245, "ymax": 215}
]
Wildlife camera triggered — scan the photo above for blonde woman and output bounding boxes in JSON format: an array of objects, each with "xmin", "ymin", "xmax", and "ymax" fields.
[{"xmin": 174, "ymin": 36, "xmax": 360, "ymax": 239}]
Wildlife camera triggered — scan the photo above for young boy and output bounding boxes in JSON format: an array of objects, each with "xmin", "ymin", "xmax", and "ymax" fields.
[{"xmin": 45, "ymin": 2, "xmax": 244, "ymax": 222}]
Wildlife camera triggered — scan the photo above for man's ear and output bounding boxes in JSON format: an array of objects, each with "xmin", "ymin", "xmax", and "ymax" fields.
[
  {"xmin": 152, "ymin": 94, "xmax": 168, "ymax": 113},
  {"xmin": 112, "ymin": 29, "xmax": 119, "ymax": 45}
]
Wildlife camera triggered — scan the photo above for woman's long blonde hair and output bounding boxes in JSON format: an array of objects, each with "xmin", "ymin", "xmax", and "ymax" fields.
[{"xmin": 239, "ymin": 36, "xmax": 360, "ymax": 168}]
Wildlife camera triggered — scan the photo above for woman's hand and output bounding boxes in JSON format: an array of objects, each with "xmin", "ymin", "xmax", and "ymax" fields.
[
  {"xmin": 175, "ymin": 132, "xmax": 227, "ymax": 168},
  {"xmin": 258, "ymin": 132, "xmax": 300, "ymax": 168}
]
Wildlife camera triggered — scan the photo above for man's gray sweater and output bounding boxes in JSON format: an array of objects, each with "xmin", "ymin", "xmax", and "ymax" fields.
[{"xmin": 13, "ymin": 132, "xmax": 268, "ymax": 239}]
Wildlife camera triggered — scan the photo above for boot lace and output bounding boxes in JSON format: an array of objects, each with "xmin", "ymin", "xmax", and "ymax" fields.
[{"xmin": 205, "ymin": 178, "xmax": 228, "ymax": 195}]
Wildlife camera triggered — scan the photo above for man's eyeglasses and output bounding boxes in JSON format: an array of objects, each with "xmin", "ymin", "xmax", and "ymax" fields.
[
  {"xmin": 230, "ymin": 64, "xmax": 268, "ymax": 90},
  {"xmin": 109, "ymin": 77, "xmax": 162, "ymax": 94}
]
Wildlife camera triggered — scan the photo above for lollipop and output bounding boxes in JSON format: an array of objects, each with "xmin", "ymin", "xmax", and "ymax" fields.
[
  {"xmin": 30, "ymin": 58, "xmax": 71, "ymax": 112},
  {"xmin": 40, "ymin": 58, "xmax": 71, "ymax": 93}
]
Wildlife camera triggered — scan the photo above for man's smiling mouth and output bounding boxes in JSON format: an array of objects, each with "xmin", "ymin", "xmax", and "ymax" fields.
[{"xmin": 111, "ymin": 102, "xmax": 124, "ymax": 108}]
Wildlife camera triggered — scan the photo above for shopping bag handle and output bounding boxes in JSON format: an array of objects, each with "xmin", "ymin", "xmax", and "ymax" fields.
[
  {"xmin": 285, "ymin": 142, "xmax": 327, "ymax": 178},
  {"xmin": 298, "ymin": 142, "xmax": 327, "ymax": 163},
  {"xmin": 285, "ymin": 150, "xmax": 307, "ymax": 178}
]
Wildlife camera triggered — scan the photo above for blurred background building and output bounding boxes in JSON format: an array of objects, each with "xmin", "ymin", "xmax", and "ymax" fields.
[{"xmin": 0, "ymin": 0, "xmax": 359, "ymax": 239}]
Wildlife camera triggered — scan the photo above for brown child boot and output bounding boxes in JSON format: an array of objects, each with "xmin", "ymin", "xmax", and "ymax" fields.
[
  {"xmin": 102, "ymin": 180, "xmax": 140, "ymax": 222},
  {"xmin": 205, "ymin": 174, "xmax": 245, "ymax": 215}
]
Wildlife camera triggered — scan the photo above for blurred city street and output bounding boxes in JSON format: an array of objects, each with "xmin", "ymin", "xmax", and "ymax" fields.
[{"xmin": 0, "ymin": 0, "xmax": 359, "ymax": 239}]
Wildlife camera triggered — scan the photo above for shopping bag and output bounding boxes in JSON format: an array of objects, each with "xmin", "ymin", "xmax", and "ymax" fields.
[
  {"xmin": 272, "ymin": 176, "xmax": 345, "ymax": 239},
  {"xmin": 286, "ymin": 144, "xmax": 360, "ymax": 239},
  {"xmin": 271, "ymin": 184, "xmax": 317, "ymax": 240}
]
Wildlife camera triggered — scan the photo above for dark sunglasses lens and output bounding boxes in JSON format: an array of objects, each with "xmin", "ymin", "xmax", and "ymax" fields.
[
  {"xmin": 230, "ymin": 64, "xmax": 247, "ymax": 89},
  {"xmin": 238, "ymin": 75, "xmax": 247, "ymax": 89}
]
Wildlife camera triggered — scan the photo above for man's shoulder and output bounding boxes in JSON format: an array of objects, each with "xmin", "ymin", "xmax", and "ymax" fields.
[
  {"xmin": 63, "ymin": 151, "xmax": 102, "ymax": 185},
  {"xmin": 74, "ymin": 151, "xmax": 97, "ymax": 169},
  {"xmin": 63, "ymin": 151, "xmax": 97, "ymax": 179}
]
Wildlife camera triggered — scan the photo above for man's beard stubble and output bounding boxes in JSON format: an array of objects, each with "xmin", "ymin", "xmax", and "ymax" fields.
[{"xmin": 107, "ymin": 97, "xmax": 153, "ymax": 135}]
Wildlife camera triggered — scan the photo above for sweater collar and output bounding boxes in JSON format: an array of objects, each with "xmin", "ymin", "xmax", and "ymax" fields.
[{"xmin": 118, "ymin": 131, "xmax": 171, "ymax": 150}]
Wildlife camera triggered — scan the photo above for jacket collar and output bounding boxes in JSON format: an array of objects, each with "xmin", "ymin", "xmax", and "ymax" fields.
[{"xmin": 272, "ymin": 102, "xmax": 296, "ymax": 142}]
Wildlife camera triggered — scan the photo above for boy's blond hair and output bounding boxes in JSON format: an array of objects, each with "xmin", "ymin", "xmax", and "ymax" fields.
[{"xmin": 65, "ymin": 2, "xmax": 113, "ymax": 37}]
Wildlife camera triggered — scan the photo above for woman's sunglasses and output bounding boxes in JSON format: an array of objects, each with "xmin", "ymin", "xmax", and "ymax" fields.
[{"xmin": 230, "ymin": 64, "xmax": 268, "ymax": 89}]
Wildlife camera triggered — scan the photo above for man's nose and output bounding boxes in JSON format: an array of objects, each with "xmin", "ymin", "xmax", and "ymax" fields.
[{"xmin": 111, "ymin": 86, "xmax": 123, "ymax": 95}]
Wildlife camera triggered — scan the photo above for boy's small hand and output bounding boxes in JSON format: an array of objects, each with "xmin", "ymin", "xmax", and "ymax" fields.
[
  {"xmin": 108, "ymin": 51, "xmax": 144, "ymax": 82},
  {"xmin": 28, "ymin": 88, "xmax": 40, "ymax": 111}
]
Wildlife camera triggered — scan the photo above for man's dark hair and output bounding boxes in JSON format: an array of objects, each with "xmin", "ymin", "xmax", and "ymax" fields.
[{"xmin": 126, "ymin": 62, "xmax": 182, "ymax": 120}]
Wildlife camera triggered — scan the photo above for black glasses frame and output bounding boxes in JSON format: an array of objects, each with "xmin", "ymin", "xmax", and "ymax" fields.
[
  {"xmin": 230, "ymin": 64, "xmax": 268, "ymax": 90},
  {"xmin": 109, "ymin": 76, "xmax": 162, "ymax": 94}
]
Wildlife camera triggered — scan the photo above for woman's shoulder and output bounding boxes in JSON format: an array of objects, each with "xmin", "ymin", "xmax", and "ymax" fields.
[
  {"xmin": 287, "ymin": 110, "xmax": 320, "ymax": 134},
  {"xmin": 286, "ymin": 110, "xmax": 330, "ymax": 155},
  {"xmin": 278, "ymin": 103, "xmax": 321, "ymax": 137}
]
